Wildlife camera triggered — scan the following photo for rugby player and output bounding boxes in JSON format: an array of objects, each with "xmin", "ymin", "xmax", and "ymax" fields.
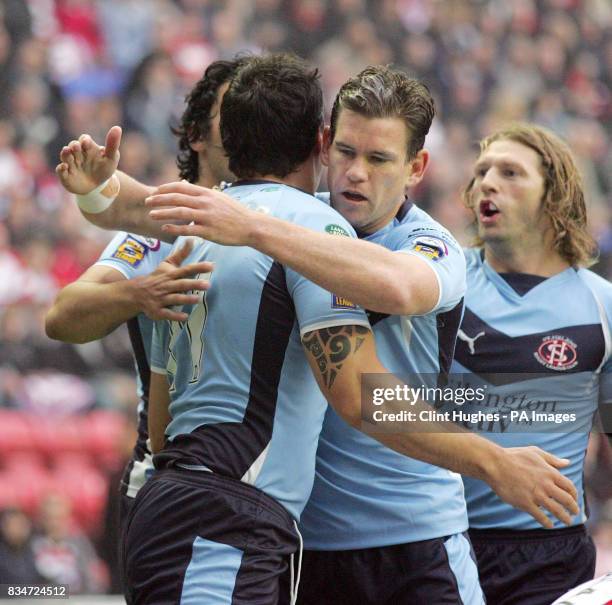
[
  {"xmin": 46, "ymin": 59, "xmax": 246, "ymax": 522},
  {"xmin": 122, "ymin": 52, "xmax": 373, "ymax": 605},
  {"xmin": 139, "ymin": 67, "xmax": 580, "ymax": 604},
  {"xmin": 452, "ymin": 123, "xmax": 612, "ymax": 605}
]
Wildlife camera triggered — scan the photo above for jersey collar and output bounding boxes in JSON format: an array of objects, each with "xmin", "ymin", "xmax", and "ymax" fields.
[
  {"xmin": 478, "ymin": 249, "xmax": 577, "ymax": 298},
  {"xmin": 358, "ymin": 199, "xmax": 415, "ymax": 240}
]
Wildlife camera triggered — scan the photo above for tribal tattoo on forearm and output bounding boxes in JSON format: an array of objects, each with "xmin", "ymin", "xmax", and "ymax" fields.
[{"xmin": 302, "ymin": 325, "xmax": 370, "ymax": 389}]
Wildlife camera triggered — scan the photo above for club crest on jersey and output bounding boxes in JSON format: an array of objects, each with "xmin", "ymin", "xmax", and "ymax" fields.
[
  {"xmin": 325, "ymin": 224, "xmax": 350, "ymax": 237},
  {"xmin": 332, "ymin": 294, "xmax": 356, "ymax": 309},
  {"xmin": 112, "ymin": 236, "xmax": 148, "ymax": 266},
  {"xmin": 412, "ymin": 236, "xmax": 448, "ymax": 262},
  {"xmin": 534, "ymin": 335, "xmax": 578, "ymax": 371}
]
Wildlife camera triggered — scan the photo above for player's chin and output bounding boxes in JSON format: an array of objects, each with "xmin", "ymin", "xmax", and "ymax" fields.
[
  {"xmin": 334, "ymin": 201, "xmax": 367, "ymax": 226},
  {"xmin": 479, "ymin": 230, "xmax": 506, "ymax": 246},
  {"xmin": 477, "ymin": 223, "xmax": 500, "ymax": 238}
]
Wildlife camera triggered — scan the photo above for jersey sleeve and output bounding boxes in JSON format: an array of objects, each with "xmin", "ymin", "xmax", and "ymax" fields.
[
  {"xmin": 284, "ymin": 208, "xmax": 371, "ymax": 337},
  {"xmin": 95, "ymin": 232, "xmax": 170, "ymax": 279},
  {"xmin": 393, "ymin": 224, "xmax": 466, "ymax": 313},
  {"xmin": 150, "ymin": 319, "xmax": 170, "ymax": 375}
]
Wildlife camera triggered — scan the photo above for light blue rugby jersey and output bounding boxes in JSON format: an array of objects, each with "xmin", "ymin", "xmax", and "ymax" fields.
[
  {"xmin": 96, "ymin": 232, "xmax": 173, "ymax": 497},
  {"xmin": 300, "ymin": 199, "xmax": 469, "ymax": 549},
  {"xmin": 150, "ymin": 182, "xmax": 370, "ymax": 520},
  {"xmin": 452, "ymin": 248, "xmax": 612, "ymax": 529}
]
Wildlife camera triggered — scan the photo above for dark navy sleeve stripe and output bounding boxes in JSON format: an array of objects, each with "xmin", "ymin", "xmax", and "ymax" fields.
[
  {"xmin": 127, "ymin": 317, "xmax": 151, "ymax": 401},
  {"xmin": 127, "ymin": 316, "xmax": 152, "ymax": 461},
  {"xmin": 437, "ymin": 298, "xmax": 464, "ymax": 379},
  {"xmin": 156, "ymin": 262, "xmax": 296, "ymax": 480},
  {"xmin": 366, "ymin": 310, "xmax": 391, "ymax": 326}
]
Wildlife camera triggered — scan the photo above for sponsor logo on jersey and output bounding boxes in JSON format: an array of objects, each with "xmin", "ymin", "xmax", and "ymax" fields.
[
  {"xmin": 130, "ymin": 234, "xmax": 160, "ymax": 251},
  {"xmin": 325, "ymin": 224, "xmax": 350, "ymax": 237},
  {"xmin": 412, "ymin": 236, "xmax": 448, "ymax": 261},
  {"xmin": 534, "ymin": 335, "xmax": 578, "ymax": 370},
  {"xmin": 331, "ymin": 294, "xmax": 356, "ymax": 309},
  {"xmin": 112, "ymin": 236, "xmax": 148, "ymax": 266},
  {"xmin": 457, "ymin": 329, "xmax": 485, "ymax": 355}
]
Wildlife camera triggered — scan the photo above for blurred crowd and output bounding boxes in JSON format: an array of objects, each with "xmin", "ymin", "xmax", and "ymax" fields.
[{"xmin": 0, "ymin": 0, "xmax": 610, "ymax": 594}]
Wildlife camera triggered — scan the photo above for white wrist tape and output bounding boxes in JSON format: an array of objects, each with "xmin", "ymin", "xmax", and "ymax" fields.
[{"xmin": 76, "ymin": 175, "xmax": 120, "ymax": 213}]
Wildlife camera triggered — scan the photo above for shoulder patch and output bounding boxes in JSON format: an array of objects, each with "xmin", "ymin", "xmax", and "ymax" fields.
[
  {"xmin": 112, "ymin": 236, "xmax": 148, "ymax": 266},
  {"xmin": 412, "ymin": 236, "xmax": 448, "ymax": 262},
  {"xmin": 129, "ymin": 234, "xmax": 160, "ymax": 250},
  {"xmin": 408, "ymin": 227, "xmax": 458, "ymax": 249},
  {"xmin": 331, "ymin": 294, "xmax": 357, "ymax": 309},
  {"xmin": 325, "ymin": 224, "xmax": 350, "ymax": 237}
]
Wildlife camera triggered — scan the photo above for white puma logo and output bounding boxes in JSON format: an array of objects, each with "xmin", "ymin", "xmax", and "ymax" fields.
[{"xmin": 457, "ymin": 329, "xmax": 485, "ymax": 355}]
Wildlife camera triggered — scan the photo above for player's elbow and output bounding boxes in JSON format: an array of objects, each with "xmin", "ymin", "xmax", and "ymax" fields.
[
  {"xmin": 373, "ymin": 259, "xmax": 440, "ymax": 315},
  {"xmin": 373, "ymin": 278, "xmax": 416, "ymax": 315},
  {"xmin": 389, "ymin": 283, "xmax": 415, "ymax": 315},
  {"xmin": 382, "ymin": 278, "xmax": 436, "ymax": 316},
  {"xmin": 328, "ymin": 395, "xmax": 362, "ymax": 429},
  {"xmin": 45, "ymin": 307, "xmax": 86, "ymax": 344},
  {"xmin": 45, "ymin": 309, "xmax": 67, "ymax": 342}
]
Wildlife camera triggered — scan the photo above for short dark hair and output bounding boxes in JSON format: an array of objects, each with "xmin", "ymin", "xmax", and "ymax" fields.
[
  {"xmin": 329, "ymin": 66, "xmax": 435, "ymax": 159},
  {"xmin": 172, "ymin": 58, "xmax": 248, "ymax": 183},
  {"xmin": 220, "ymin": 53, "xmax": 323, "ymax": 179}
]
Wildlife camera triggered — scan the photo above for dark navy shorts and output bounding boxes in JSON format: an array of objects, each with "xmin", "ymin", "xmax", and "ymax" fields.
[
  {"xmin": 123, "ymin": 469, "xmax": 299, "ymax": 604},
  {"xmin": 469, "ymin": 524, "xmax": 596, "ymax": 605},
  {"xmin": 282, "ymin": 532, "xmax": 483, "ymax": 604}
]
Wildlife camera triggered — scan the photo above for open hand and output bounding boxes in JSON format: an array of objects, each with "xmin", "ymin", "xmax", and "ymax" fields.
[
  {"xmin": 489, "ymin": 445, "xmax": 579, "ymax": 528},
  {"xmin": 145, "ymin": 181, "xmax": 258, "ymax": 246},
  {"xmin": 56, "ymin": 126, "xmax": 122, "ymax": 194},
  {"xmin": 131, "ymin": 239, "xmax": 213, "ymax": 321}
]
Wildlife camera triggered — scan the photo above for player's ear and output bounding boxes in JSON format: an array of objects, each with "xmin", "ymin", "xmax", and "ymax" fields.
[
  {"xmin": 313, "ymin": 128, "xmax": 323, "ymax": 155},
  {"xmin": 321, "ymin": 126, "xmax": 332, "ymax": 167},
  {"xmin": 189, "ymin": 139, "xmax": 205, "ymax": 152},
  {"xmin": 405, "ymin": 149, "xmax": 429, "ymax": 189}
]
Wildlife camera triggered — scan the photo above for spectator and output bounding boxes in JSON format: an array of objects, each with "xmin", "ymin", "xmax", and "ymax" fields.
[
  {"xmin": 0, "ymin": 507, "xmax": 44, "ymax": 584},
  {"xmin": 31, "ymin": 493, "xmax": 106, "ymax": 594}
]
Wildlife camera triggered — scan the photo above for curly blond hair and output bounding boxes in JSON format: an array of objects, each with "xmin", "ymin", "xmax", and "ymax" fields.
[{"xmin": 462, "ymin": 123, "xmax": 597, "ymax": 267}]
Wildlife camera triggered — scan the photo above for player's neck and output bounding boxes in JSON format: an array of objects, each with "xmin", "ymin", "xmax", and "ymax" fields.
[
  {"xmin": 196, "ymin": 167, "xmax": 222, "ymax": 189},
  {"xmin": 484, "ymin": 243, "xmax": 570, "ymax": 276},
  {"xmin": 253, "ymin": 163, "xmax": 318, "ymax": 195}
]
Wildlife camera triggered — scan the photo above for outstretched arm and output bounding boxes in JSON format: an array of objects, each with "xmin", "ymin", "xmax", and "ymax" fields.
[
  {"xmin": 56, "ymin": 126, "xmax": 169, "ymax": 240},
  {"xmin": 45, "ymin": 242, "xmax": 212, "ymax": 343},
  {"xmin": 301, "ymin": 325, "xmax": 579, "ymax": 529},
  {"xmin": 146, "ymin": 183, "xmax": 441, "ymax": 315}
]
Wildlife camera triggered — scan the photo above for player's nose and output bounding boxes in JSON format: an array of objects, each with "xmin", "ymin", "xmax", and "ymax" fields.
[
  {"xmin": 346, "ymin": 158, "xmax": 368, "ymax": 183},
  {"xmin": 479, "ymin": 169, "xmax": 498, "ymax": 194}
]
